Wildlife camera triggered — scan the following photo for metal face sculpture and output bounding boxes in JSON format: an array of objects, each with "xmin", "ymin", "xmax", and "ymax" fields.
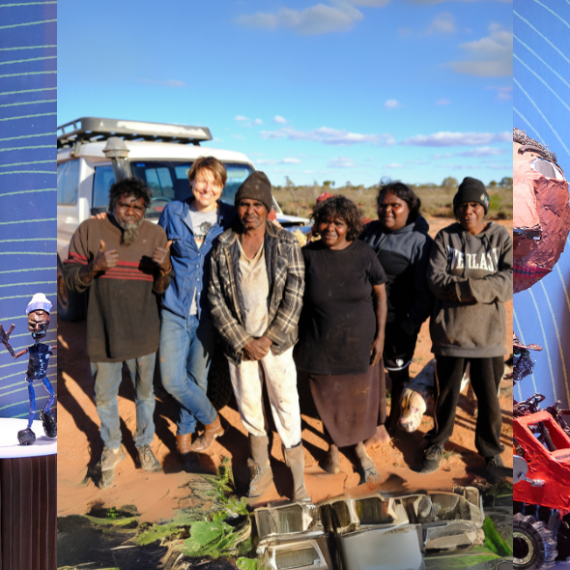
[
  {"xmin": 514, "ymin": 128, "xmax": 570, "ymax": 293},
  {"xmin": 0, "ymin": 294, "xmax": 57, "ymax": 445}
]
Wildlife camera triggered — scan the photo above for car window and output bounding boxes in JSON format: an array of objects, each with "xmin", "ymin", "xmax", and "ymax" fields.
[
  {"xmin": 92, "ymin": 161, "xmax": 255, "ymax": 217},
  {"xmin": 93, "ymin": 165, "xmax": 115, "ymax": 209},
  {"xmin": 57, "ymin": 159, "xmax": 79, "ymax": 204}
]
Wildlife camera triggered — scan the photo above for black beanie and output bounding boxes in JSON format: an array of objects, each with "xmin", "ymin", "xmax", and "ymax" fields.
[
  {"xmin": 453, "ymin": 177, "xmax": 490, "ymax": 214},
  {"xmin": 235, "ymin": 171, "xmax": 273, "ymax": 212}
]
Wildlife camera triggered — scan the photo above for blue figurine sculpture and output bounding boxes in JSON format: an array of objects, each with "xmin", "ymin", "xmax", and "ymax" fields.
[{"xmin": 0, "ymin": 293, "xmax": 57, "ymax": 445}]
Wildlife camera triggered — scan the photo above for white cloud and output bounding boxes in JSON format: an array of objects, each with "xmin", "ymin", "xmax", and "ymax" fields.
[
  {"xmin": 457, "ymin": 146, "xmax": 505, "ymax": 157},
  {"xmin": 384, "ymin": 99, "xmax": 403, "ymax": 109},
  {"xmin": 397, "ymin": 27, "xmax": 414, "ymax": 37},
  {"xmin": 328, "ymin": 156, "xmax": 355, "ymax": 168},
  {"xmin": 141, "ymin": 78, "xmax": 186, "ymax": 87},
  {"xmin": 425, "ymin": 12, "xmax": 456, "ymax": 34},
  {"xmin": 446, "ymin": 23, "xmax": 513, "ymax": 77},
  {"xmin": 235, "ymin": 116, "xmax": 264, "ymax": 127},
  {"xmin": 257, "ymin": 157, "xmax": 302, "ymax": 165},
  {"xmin": 385, "ymin": 163, "xmax": 404, "ymax": 168},
  {"xmin": 231, "ymin": 134, "xmax": 246, "ymax": 140},
  {"xmin": 487, "ymin": 86, "xmax": 513, "ymax": 101},
  {"xmin": 404, "ymin": 0, "xmax": 511, "ymax": 4},
  {"xmin": 402, "ymin": 131, "xmax": 510, "ymax": 147},
  {"xmin": 436, "ymin": 98, "xmax": 451, "ymax": 105},
  {"xmin": 433, "ymin": 147, "xmax": 506, "ymax": 159},
  {"xmin": 260, "ymin": 126, "xmax": 395, "ymax": 146},
  {"xmin": 235, "ymin": 1, "xmax": 363, "ymax": 35},
  {"xmin": 274, "ymin": 115, "xmax": 288, "ymax": 124},
  {"xmin": 350, "ymin": 0, "xmax": 390, "ymax": 5}
]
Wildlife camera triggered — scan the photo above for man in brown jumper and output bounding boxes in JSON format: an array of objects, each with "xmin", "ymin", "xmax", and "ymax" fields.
[{"xmin": 65, "ymin": 177, "xmax": 171, "ymax": 488}]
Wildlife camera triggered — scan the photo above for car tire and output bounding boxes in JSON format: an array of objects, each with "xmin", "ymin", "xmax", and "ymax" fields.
[
  {"xmin": 514, "ymin": 512, "xmax": 558, "ymax": 570},
  {"xmin": 57, "ymin": 256, "xmax": 87, "ymax": 322},
  {"xmin": 207, "ymin": 343, "xmax": 233, "ymax": 411}
]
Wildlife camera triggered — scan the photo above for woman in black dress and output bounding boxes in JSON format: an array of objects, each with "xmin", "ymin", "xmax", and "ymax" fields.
[{"xmin": 296, "ymin": 196, "xmax": 388, "ymax": 482}]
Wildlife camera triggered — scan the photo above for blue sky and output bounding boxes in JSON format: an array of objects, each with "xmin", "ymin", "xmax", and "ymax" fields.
[{"xmin": 58, "ymin": 0, "xmax": 512, "ymax": 187}]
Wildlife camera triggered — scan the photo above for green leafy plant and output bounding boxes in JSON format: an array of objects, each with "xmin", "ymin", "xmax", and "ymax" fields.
[
  {"xmin": 183, "ymin": 511, "xmax": 250, "ymax": 558},
  {"xmin": 106, "ymin": 507, "xmax": 118, "ymax": 520}
]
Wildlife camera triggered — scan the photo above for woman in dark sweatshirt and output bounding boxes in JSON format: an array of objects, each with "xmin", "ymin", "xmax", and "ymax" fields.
[
  {"xmin": 360, "ymin": 181, "xmax": 433, "ymax": 444},
  {"xmin": 423, "ymin": 177, "xmax": 512, "ymax": 481}
]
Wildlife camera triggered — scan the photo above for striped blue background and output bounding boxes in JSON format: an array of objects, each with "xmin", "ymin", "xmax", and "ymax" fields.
[
  {"xmin": 514, "ymin": 0, "xmax": 570, "ymax": 406},
  {"xmin": 0, "ymin": 2, "xmax": 56, "ymax": 419}
]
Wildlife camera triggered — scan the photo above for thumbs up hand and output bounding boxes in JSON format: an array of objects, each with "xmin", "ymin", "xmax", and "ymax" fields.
[
  {"xmin": 153, "ymin": 240, "xmax": 173, "ymax": 273},
  {"xmin": 91, "ymin": 239, "xmax": 119, "ymax": 272}
]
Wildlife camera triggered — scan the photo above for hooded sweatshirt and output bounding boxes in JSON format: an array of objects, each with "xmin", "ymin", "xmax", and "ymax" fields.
[
  {"xmin": 427, "ymin": 221, "xmax": 513, "ymax": 358},
  {"xmin": 360, "ymin": 214, "xmax": 433, "ymax": 334}
]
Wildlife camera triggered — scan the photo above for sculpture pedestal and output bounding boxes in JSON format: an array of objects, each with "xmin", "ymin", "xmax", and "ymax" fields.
[{"xmin": 0, "ymin": 418, "xmax": 57, "ymax": 570}]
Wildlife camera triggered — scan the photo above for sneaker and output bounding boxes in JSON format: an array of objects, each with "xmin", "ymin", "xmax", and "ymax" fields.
[
  {"xmin": 485, "ymin": 455, "xmax": 505, "ymax": 484},
  {"xmin": 137, "ymin": 444, "xmax": 162, "ymax": 472},
  {"xmin": 100, "ymin": 445, "xmax": 126, "ymax": 472},
  {"xmin": 420, "ymin": 444, "xmax": 443, "ymax": 474}
]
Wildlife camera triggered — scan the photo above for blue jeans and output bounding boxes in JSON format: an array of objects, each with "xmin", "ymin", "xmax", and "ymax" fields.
[
  {"xmin": 159, "ymin": 309, "xmax": 218, "ymax": 436},
  {"xmin": 91, "ymin": 353, "xmax": 156, "ymax": 450}
]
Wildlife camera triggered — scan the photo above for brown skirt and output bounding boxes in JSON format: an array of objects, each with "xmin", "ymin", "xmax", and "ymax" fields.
[{"xmin": 309, "ymin": 363, "xmax": 381, "ymax": 448}]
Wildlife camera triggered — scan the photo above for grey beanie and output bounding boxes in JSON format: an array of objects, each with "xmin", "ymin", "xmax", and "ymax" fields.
[
  {"xmin": 235, "ymin": 171, "xmax": 273, "ymax": 212},
  {"xmin": 453, "ymin": 177, "xmax": 490, "ymax": 214}
]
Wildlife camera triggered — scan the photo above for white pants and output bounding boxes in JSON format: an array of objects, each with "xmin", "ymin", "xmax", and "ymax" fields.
[{"xmin": 228, "ymin": 346, "xmax": 302, "ymax": 449}]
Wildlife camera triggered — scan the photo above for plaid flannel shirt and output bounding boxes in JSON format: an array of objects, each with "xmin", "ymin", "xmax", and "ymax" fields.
[{"xmin": 208, "ymin": 221, "xmax": 305, "ymax": 366}]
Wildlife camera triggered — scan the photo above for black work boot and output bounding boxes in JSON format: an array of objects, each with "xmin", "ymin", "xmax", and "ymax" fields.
[
  {"xmin": 283, "ymin": 443, "xmax": 311, "ymax": 501},
  {"xmin": 420, "ymin": 444, "xmax": 443, "ymax": 474},
  {"xmin": 40, "ymin": 409, "xmax": 57, "ymax": 438},
  {"xmin": 137, "ymin": 444, "xmax": 162, "ymax": 472},
  {"xmin": 485, "ymin": 455, "xmax": 506, "ymax": 484},
  {"xmin": 247, "ymin": 435, "xmax": 273, "ymax": 503}
]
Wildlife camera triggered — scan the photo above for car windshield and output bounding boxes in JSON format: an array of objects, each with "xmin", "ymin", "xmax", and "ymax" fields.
[{"xmin": 92, "ymin": 161, "xmax": 257, "ymax": 217}]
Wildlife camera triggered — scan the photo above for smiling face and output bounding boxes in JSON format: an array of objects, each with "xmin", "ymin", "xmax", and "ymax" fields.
[
  {"xmin": 514, "ymin": 139, "xmax": 570, "ymax": 292},
  {"xmin": 378, "ymin": 192, "xmax": 410, "ymax": 231},
  {"xmin": 456, "ymin": 201, "xmax": 486, "ymax": 235},
  {"xmin": 28, "ymin": 310, "xmax": 50, "ymax": 340},
  {"xmin": 318, "ymin": 216, "xmax": 349, "ymax": 249},
  {"xmin": 237, "ymin": 198, "xmax": 268, "ymax": 230},
  {"xmin": 191, "ymin": 167, "xmax": 223, "ymax": 212}
]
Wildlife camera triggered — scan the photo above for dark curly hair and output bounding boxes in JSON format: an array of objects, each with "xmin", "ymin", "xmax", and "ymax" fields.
[
  {"xmin": 377, "ymin": 180, "xmax": 421, "ymax": 223},
  {"xmin": 109, "ymin": 177, "xmax": 152, "ymax": 213},
  {"xmin": 312, "ymin": 195, "xmax": 362, "ymax": 241},
  {"xmin": 513, "ymin": 127, "xmax": 557, "ymax": 163}
]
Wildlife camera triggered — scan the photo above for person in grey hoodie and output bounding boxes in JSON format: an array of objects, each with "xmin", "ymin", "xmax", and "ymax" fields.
[
  {"xmin": 422, "ymin": 177, "xmax": 512, "ymax": 480},
  {"xmin": 360, "ymin": 181, "xmax": 433, "ymax": 444}
]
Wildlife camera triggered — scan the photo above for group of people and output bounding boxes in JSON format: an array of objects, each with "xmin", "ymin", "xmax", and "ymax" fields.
[{"xmin": 64, "ymin": 156, "xmax": 512, "ymax": 496}]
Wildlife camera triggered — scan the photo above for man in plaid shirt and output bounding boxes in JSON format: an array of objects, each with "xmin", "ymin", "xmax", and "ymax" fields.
[{"xmin": 208, "ymin": 171, "xmax": 309, "ymax": 503}]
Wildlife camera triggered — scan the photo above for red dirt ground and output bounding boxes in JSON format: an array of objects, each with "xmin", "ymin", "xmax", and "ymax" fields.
[{"xmin": 57, "ymin": 217, "xmax": 513, "ymax": 522}]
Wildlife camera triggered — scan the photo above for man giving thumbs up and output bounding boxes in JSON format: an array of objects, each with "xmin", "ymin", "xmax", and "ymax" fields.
[{"xmin": 64, "ymin": 177, "xmax": 172, "ymax": 488}]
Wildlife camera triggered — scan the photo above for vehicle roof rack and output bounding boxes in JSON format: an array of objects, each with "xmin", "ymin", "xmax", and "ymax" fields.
[{"xmin": 57, "ymin": 117, "xmax": 212, "ymax": 149}]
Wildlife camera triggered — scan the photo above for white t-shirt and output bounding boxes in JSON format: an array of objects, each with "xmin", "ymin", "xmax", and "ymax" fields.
[{"xmin": 186, "ymin": 204, "xmax": 219, "ymax": 315}]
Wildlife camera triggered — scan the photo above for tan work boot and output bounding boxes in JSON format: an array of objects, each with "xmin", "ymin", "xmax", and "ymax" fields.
[
  {"xmin": 284, "ymin": 443, "xmax": 311, "ymax": 501},
  {"xmin": 176, "ymin": 433, "xmax": 193, "ymax": 456},
  {"xmin": 247, "ymin": 435, "xmax": 273, "ymax": 501},
  {"xmin": 191, "ymin": 415, "xmax": 224, "ymax": 453}
]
